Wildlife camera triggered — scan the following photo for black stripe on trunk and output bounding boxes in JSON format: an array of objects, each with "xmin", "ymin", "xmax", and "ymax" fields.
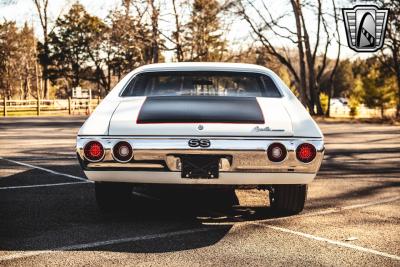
[{"xmin": 137, "ymin": 96, "xmax": 265, "ymax": 124}]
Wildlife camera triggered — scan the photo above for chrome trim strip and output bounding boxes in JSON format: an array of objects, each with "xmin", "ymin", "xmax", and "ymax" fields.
[
  {"xmin": 78, "ymin": 135, "xmax": 323, "ymax": 140},
  {"xmin": 77, "ymin": 137, "xmax": 324, "ymax": 174}
]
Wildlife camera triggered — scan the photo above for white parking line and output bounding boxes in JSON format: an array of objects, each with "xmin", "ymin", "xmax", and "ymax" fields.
[
  {"xmin": 202, "ymin": 196, "xmax": 400, "ymax": 226},
  {"xmin": 203, "ymin": 196, "xmax": 400, "ymax": 261},
  {"xmin": 1, "ymin": 157, "xmax": 399, "ymax": 261},
  {"xmin": 0, "ymin": 181, "xmax": 90, "ymax": 190},
  {"xmin": 257, "ymin": 195, "xmax": 400, "ymax": 223},
  {"xmin": 260, "ymin": 224, "xmax": 400, "ymax": 261},
  {"xmin": 0, "ymin": 157, "xmax": 90, "ymax": 182},
  {"xmin": 0, "ymin": 157, "xmax": 159, "ymax": 200},
  {"xmin": 0, "ymin": 195, "xmax": 398, "ymax": 262},
  {"xmin": 0, "ymin": 227, "xmax": 214, "ymax": 262}
]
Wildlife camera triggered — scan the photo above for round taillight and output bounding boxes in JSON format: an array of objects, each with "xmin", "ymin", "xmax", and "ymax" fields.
[
  {"xmin": 83, "ymin": 141, "xmax": 104, "ymax": 162},
  {"xmin": 296, "ymin": 143, "xmax": 316, "ymax": 163},
  {"xmin": 112, "ymin": 141, "xmax": 133, "ymax": 163},
  {"xmin": 267, "ymin": 143, "xmax": 287, "ymax": 162}
]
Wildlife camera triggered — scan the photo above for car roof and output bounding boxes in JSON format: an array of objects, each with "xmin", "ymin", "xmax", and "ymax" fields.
[{"xmin": 133, "ymin": 62, "xmax": 274, "ymax": 74}]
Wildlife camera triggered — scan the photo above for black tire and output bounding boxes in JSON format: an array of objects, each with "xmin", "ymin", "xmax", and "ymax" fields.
[
  {"xmin": 269, "ymin": 185, "xmax": 308, "ymax": 214},
  {"xmin": 95, "ymin": 182, "xmax": 133, "ymax": 212}
]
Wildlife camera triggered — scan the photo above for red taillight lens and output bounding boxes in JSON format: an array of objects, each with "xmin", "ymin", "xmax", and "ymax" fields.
[
  {"xmin": 83, "ymin": 141, "xmax": 104, "ymax": 162},
  {"xmin": 112, "ymin": 141, "xmax": 133, "ymax": 163},
  {"xmin": 296, "ymin": 143, "xmax": 316, "ymax": 163},
  {"xmin": 267, "ymin": 143, "xmax": 287, "ymax": 162}
]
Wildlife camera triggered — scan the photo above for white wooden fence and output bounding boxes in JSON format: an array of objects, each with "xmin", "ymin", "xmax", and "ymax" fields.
[{"xmin": 1, "ymin": 98, "xmax": 101, "ymax": 116}]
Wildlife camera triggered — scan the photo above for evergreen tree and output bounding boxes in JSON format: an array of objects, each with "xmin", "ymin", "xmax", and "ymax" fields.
[
  {"xmin": 48, "ymin": 3, "xmax": 106, "ymax": 93},
  {"xmin": 362, "ymin": 64, "xmax": 396, "ymax": 118},
  {"xmin": 0, "ymin": 21, "xmax": 38, "ymax": 99},
  {"xmin": 18, "ymin": 23, "xmax": 37, "ymax": 99},
  {"xmin": 331, "ymin": 60, "xmax": 354, "ymax": 98},
  {"xmin": 184, "ymin": 0, "xmax": 227, "ymax": 61},
  {"xmin": 0, "ymin": 21, "xmax": 19, "ymax": 98},
  {"xmin": 105, "ymin": 8, "xmax": 153, "ymax": 80}
]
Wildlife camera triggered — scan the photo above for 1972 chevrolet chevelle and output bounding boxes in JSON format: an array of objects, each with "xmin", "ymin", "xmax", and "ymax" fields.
[{"xmin": 77, "ymin": 62, "xmax": 324, "ymax": 214}]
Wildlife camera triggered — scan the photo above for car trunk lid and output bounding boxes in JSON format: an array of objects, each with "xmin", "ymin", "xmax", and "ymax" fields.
[{"xmin": 108, "ymin": 96, "xmax": 293, "ymax": 137}]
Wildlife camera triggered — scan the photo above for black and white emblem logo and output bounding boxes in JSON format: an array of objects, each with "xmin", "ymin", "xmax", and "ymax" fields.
[
  {"xmin": 188, "ymin": 139, "xmax": 211, "ymax": 148},
  {"xmin": 342, "ymin": 5, "xmax": 389, "ymax": 52}
]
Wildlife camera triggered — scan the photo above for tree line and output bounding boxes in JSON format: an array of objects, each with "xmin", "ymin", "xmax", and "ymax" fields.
[{"xmin": 0, "ymin": 0, "xmax": 399, "ymax": 118}]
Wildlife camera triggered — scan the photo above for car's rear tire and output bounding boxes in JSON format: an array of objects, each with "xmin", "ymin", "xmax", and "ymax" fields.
[
  {"xmin": 95, "ymin": 182, "xmax": 133, "ymax": 212},
  {"xmin": 269, "ymin": 185, "xmax": 307, "ymax": 214}
]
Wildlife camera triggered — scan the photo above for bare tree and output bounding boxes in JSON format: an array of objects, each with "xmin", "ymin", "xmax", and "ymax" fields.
[
  {"xmin": 32, "ymin": 0, "xmax": 50, "ymax": 98},
  {"xmin": 290, "ymin": 0, "xmax": 309, "ymax": 107},
  {"xmin": 171, "ymin": 0, "xmax": 184, "ymax": 61},
  {"xmin": 235, "ymin": 0, "xmax": 341, "ymax": 115},
  {"xmin": 326, "ymin": 0, "xmax": 341, "ymax": 117},
  {"xmin": 148, "ymin": 0, "xmax": 160, "ymax": 63},
  {"xmin": 298, "ymin": 0, "xmax": 322, "ymax": 114}
]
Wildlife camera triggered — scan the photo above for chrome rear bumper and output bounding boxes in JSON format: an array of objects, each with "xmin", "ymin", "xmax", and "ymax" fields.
[{"xmin": 77, "ymin": 136, "xmax": 324, "ymax": 174}]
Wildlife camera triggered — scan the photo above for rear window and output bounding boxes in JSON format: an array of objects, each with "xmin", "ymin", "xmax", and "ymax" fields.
[{"xmin": 121, "ymin": 71, "xmax": 282, "ymax": 98}]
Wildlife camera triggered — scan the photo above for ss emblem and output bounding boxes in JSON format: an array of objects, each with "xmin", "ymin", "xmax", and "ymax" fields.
[{"xmin": 188, "ymin": 139, "xmax": 211, "ymax": 148}]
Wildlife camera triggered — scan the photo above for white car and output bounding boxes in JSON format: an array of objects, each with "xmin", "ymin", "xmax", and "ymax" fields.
[{"xmin": 76, "ymin": 62, "xmax": 324, "ymax": 214}]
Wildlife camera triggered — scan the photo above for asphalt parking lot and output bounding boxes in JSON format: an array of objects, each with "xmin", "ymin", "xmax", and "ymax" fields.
[{"xmin": 0, "ymin": 117, "xmax": 399, "ymax": 266}]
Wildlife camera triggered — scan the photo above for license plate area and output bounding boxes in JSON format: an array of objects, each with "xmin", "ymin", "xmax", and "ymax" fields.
[{"xmin": 181, "ymin": 155, "xmax": 220, "ymax": 179}]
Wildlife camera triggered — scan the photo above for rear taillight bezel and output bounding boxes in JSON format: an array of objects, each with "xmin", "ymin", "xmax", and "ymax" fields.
[
  {"xmin": 296, "ymin": 143, "xmax": 317, "ymax": 163},
  {"xmin": 267, "ymin": 142, "xmax": 288, "ymax": 163},
  {"xmin": 112, "ymin": 141, "xmax": 133, "ymax": 163},
  {"xmin": 83, "ymin": 140, "xmax": 105, "ymax": 162}
]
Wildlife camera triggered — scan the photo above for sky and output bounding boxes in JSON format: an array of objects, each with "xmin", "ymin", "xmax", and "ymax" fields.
[{"xmin": 0, "ymin": 0, "xmax": 381, "ymax": 61}]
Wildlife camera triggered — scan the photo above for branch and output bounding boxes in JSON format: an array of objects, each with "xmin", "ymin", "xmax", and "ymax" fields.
[
  {"xmin": 237, "ymin": 1, "xmax": 300, "ymax": 83},
  {"xmin": 312, "ymin": 0, "xmax": 322, "ymax": 65},
  {"xmin": 246, "ymin": 0, "xmax": 298, "ymax": 44},
  {"xmin": 316, "ymin": 14, "xmax": 331, "ymax": 82}
]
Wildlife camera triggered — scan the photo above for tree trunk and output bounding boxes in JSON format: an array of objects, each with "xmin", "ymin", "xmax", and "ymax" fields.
[
  {"xmin": 393, "ymin": 48, "xmax": 400, "ymax": 118},
  {"xmin": 290, "ymin": 0, "xmax": 310, "ymax": 112},
  {"xmin": 326, "ymin": 89, "xmax": 332, "ymax": 117},
  {"xmin": 107, "ymin": 66, "xmax": 111, "ymax": 92},
  {"xmin": 149, "ymin": 0, "xmax": 159, "ymax": 63},
  {"xmin": 35, "ymin": 57, "xmax": 41, "ymax": 99},
  {"xmin": 42, "ymin": 14, "xmax": 49, "ymax": 99},
  {"xmin": 326, "ymin": 0, "xmax": 341, "ymax": 117},
  {"xmin": 298, "ymin": 4, "xmax": 323, "ymax": 115},
  {"xmin": 172, "ymin": 0, "xmax": 183, "ymax": 62},
  {"xmin": 33, "ymin": 0, "xmax": 50, "ymax": 99},
  {"xmin": 43, "ymin": 62, "xmax": 49, "ymax": 99},
  {"xmin": 396, "ymin": 70, "xmax": 400, "ymax": 118},
  {"xmin": 19, "ymin": 76, "xmax": 23, "ymax": 100}
]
